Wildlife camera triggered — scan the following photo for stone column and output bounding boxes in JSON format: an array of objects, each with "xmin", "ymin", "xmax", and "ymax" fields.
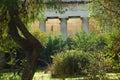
[
  {"xmin": 60, "ymin": 18, "xmax": 67, "ymax": 39},
  {"xmin": 40, "ymin": 21, "xmax": 46, "ymax": 32},
  {"xmin": 82, "ymin": 17, "xmax": 89, "ymax": 32}
]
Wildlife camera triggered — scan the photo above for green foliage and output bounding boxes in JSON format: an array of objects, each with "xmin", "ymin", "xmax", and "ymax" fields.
[
  {"xmin": 50, "ymin": 50, "xmax": 90, "ymax": 77},
  {"xmin": 41, "ymin": 35, "xmax": 66, "ymax": 63},
  {"xmin": 40, "ymin": 31, "xmax": 108, "ymax": 64},
  {"xmin": 31, "ymin": 29, "xmax": 48, "ymax": 47},
  {"xmin": 65, "ymin": 36, "xmax": 76, "ymax": 50},
  {"xmin": 0, "ymin": 0, "xmax": 63, "ymax": 24},
  {"xmin": 0, "ymin": 23, "xmax": 16, "ymax": 51},
  {"xmin": 0, "ymin": 73, "xmax": 20, "ymax": 80},
  {"xmin": 0, "ymin": 0, "xmax": 64, "ymax": 79},
  {"xmin": 0, "ymin": 35, "xmax": 17, "ymax": 51},
  {"xmin": 74, "ymin": 31, "xmax": 107, "ymax": 52},
  {"xmin": 89, "ymin": 0, "xmax": 120, "ymax": 30},
  {"xmin": 105, "ymin": 30, "xmax": 120, "ymax": 71},
  {"xmin": 50, "ymin": 50, "xmax": 113, "ymax": 79},
  {"xmin": 0, "ymin": 0, "xmax": 63, "ymax": 52},
  {"xmin": 47, "ymin": 31, "xmax": 120, "ymax": 79},
  {"xmin": 40, "ymin": 35, "xmax": 75, "ymax": 64},
  {"xmin": 87, "ymin": 52, "xmax": 113, "ymax": 79}
]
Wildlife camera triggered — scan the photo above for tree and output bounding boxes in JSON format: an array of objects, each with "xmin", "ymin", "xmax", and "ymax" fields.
[
  {"xmin": 89, "ymin": 0, "xmax": 120, "ymax": 32},
  {"xmin": 0, "ymin": 0, "xmax": 62, "ymax": 80}
]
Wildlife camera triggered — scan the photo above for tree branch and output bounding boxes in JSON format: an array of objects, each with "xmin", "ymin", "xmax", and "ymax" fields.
[
  {"xmin": 8, "ymin": 18, "xmax": 33, "ymax": 52},
  {"xmin": 14, "ymin": 17, "xmax": 43, "ymax": 49}
]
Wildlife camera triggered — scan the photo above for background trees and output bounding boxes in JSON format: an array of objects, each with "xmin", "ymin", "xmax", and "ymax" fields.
[
  {"xmin": 89, "ymin": 0, "xmax": 120, "ymax": 73},
  {"xmin": 89, "ymin": 0, "xmax": 120, "ymax": 31}
]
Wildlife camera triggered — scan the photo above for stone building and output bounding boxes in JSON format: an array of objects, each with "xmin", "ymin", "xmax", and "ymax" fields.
[{"xmin": 33, "ymin": 0, "xmax": 93, "ymax": 38}]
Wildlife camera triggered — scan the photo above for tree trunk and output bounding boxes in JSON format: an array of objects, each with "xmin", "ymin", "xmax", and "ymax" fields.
[
  {"xmin": 21, "ymin": 49, "xmax": 41, "ymax": 80},
  {"xmin": 8, "ymin": 9, "xmax": 43, "ymax": 80}
]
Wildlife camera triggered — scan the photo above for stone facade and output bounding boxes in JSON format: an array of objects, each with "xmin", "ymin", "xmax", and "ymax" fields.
[{"xmin": 40, "ymin": 0, "xmax": 89, "ymax": 38}]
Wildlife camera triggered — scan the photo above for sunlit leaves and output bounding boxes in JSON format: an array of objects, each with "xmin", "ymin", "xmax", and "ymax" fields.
[
  {"xmin": 0, "ymin": 0, "xmax": 62, "ymax": 24},
  {"xmin": 88, "ymin": 0, "xmax": 120, "ymax": 31},
  {"xmin": 0, "ymin": 0, "xmax": 62, "ymax": 51}
]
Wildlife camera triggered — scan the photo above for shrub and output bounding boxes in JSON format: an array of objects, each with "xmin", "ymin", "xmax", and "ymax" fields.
[
  {"xmin": 40, "ymin": 30, "xmax": 119, "ymax": 74},
  {"xmin": 50, "ymin": 50, "xmax": 113, "ymax": 79},
  {"xmin": 87, "ymin": 52, "xmax": 113, "ymax": 79},
  {"xmin": 40, "ymin": 36, "xmax": 74, "ymax": 64},
  {"xmin": 64, "ymin": 36, "xmax": 76, "ymax": 50},
  {"xmin": 40, "ymin": 36, "xmax": 66, "ymax": 63},
  {"xmin": 105, "ymin": 30, "xmax": 120, "ymax": 72},
  {"xmin": 31, "ymin": 29, "xmax": 47, "ymax": 47},
  {"xmin": 0, "ymin": 73, "xmax": 20, "ymax": 80},
  {"xmin": 50, "ymin": 50, "xmax": 91, "ymax": 77},
  {"xmin": 74, "ymin": 31, "xmax": 107, "ymax": 52},
  {"xmin": 41, "ymin": 31, "xmax": 108, "ymax": 65}
]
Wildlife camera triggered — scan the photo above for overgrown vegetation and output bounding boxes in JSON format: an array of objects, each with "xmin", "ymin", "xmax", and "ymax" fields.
[
  {"xmin": 1, "ymin": 30, "xmax": 119, "ymax": 79},
  {"xmin": 48, "ymin": 31, "xmax": 120, "ymax": 79},
  {"xmin": 0, "ymin": 0, "xmax": 120, "ymax": 79},
  {"xmin": 50, "ymin": 50, "xmax": 113, "ymax": 79}
]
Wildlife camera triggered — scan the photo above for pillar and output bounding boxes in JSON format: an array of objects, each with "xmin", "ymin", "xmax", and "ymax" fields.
[
  {"xmin": 40, "ymin": 21, "xmax": 46, "ymax": 32},
  {"xmin": 60, "ymin": 18, "xmax": 67, "ymax": 39},
  {"xmin": 82, "ymin": 17, "xmax": 89, "ymax": 32}
]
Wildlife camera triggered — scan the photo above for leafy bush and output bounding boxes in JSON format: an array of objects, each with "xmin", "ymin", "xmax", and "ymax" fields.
[
  {"xmin": 50, "ymin": 50, "xmax": 113, "ymax": 79},
  {"xmin": 40, "ymin": 35, "xmax": 75, "ymax": 64},
  {"xmin": 50, "ymin": 50, "xmax": 90, "ymax": 77},
  {"xmin": 0, "ymin": 35, "xmax": 17, "ymax": 51},
  {"xmin": 74, "ymin": 31, "xmax": 107, "ymax": 52},
  {"xmin": 87, "ymin": 52, "xmax": 113, "ymax": 79},
  {"xmin": 40, "ymin": 36, "xmax": 66, "ymax": 63},
  {"xmin": 105, "ymin": 30, "xmax": 120, "ymax": 72},
  {"xmin": 0, "ymin": 73, "xmax": 20, "ymax": 80},
  {"xmin": 41, "ymin": 31, "xmax": 108, "ymax": 65},
  {"xmin": 39, "ymin": 30, "xmax": 119, "ymax": 74},
  {"xmin": 31, "ymin": 29, "xmax": 47, "ymax": 47},
  {"xmin": 64, "ymin": 36, "xmax": 76, "ymax": 50}
]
